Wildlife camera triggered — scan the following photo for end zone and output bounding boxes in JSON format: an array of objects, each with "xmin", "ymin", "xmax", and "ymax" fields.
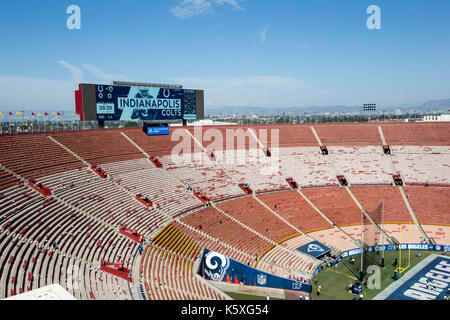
[{"xmin": 373, "ymin": 254, "xmax": 450, "ymax": 300}]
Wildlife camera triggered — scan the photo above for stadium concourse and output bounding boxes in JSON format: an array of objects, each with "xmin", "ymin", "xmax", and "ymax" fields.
[{"xmin": 0, "ymin": 122, "xmax": 449, "ymax": 300}]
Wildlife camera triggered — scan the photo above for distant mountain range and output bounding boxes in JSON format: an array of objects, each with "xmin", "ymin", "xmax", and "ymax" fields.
[
  {"xmin": 2, "ymin": 98, "xmax": 448, "ymax": 122},
  {"xmin": 205, "ymin": 98, "xmax": 450, "ymax": 116},
  {"xmin": 421, "ymin": 98, "xmax": 450, "ymax": 109}
]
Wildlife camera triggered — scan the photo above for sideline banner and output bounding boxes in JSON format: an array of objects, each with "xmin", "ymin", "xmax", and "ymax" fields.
[
  {"xmin": 341, "ymin": 243, "xmax": 450, "ymax": 258},
  {"xmin": 201, "ymin": 249, "xmax": 312, "ymax": 293}
]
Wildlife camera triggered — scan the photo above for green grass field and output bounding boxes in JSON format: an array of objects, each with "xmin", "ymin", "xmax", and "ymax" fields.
[
  {"xmin": 224, "ymin": 291, "xmax": 286, "ymax": 300},
  {"xmin": 312, "ymin": 250, "xmax": 448, "ymax": 300}
]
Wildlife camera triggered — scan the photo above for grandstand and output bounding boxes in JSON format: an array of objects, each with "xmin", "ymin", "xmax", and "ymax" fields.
[{"xmin": 0, "ymin": 122, "xmax": 449, "ymax": 300}]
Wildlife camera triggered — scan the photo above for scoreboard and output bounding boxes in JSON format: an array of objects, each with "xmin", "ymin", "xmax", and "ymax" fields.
[
  {"xmin": 75, "ymin": 83, "xmax": 204, "ymax": 122},
  {"xmin": 363, "ymin": 103, "xmax": 377, "ymax": 111}
]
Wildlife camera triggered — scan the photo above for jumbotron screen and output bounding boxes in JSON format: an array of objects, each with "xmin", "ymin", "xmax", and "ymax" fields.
[
  {"xmin": 96, "ymin": 85, "xmax": 196, "ymax": 121},
  {"xmin": 75, "ymin": 83, "xmax": 204, "ymax": 122}
]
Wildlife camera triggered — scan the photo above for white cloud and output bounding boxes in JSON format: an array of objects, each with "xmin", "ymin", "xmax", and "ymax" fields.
[
  {"xmin": 170, "ymin": 0, "xmax": 243, "ymax": 19},
  {"xmin": 171, "ymin": 0, "xmax": 213, "ymax": 19},
  {"xmin": 57, "ymin": 60, "xmax": 84, "ymax": 88},
  {"xmin": 0, "ymin": 61, "xmax": 133, "ymax": 112},
  {"xmin": 175, "ymin": 75, "xmax": 308, "ymax": 89},
  {"xmin": 172, "ymin": 75, "xmax": 314, "ymax": 108},
  {"xmin": 81, "ymin": 63, "xmax": 132, "ymax": 83},
  {"xmin": 215, "ymin": 0, "xmax": 243, "ymax": 10},
  {"xmin": 260, "ymin": 24, "xmax": 269, "ymax": 43},
  {"xmin": 57, "ymin": 60, "xmax": 132, "ymax": 86},
  {"xmin": 0, "ymin": 75, "xmax": 76, "ymax": 111}
]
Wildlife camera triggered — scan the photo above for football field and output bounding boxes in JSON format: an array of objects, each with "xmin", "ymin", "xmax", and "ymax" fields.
[
  {"xmin": 224, "ymin": 292, "xmax": 286, "ymax": 300},
  {"xmin": 312, "ymin": 251, "xmax": 449, "ymax": 300}
]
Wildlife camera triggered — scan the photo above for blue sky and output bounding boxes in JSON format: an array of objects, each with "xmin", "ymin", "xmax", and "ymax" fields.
[{"xmin": 0, "ymin": 0, "xmax": 449, "ymax": 112}]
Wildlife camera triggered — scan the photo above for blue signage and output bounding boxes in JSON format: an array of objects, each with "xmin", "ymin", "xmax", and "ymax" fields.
[
  {"xmin": 201, "ymin": 249, "xmax": 312, "ymax": 293},
  {"xmin": 297, "ymin": 241, "xmax": 331, "ymax": 258},
  {"xmin": 312, "ymin": 264, "xmax": 322, "ymax": 280},
  {"xmin": 95, "ymin": 85, "xmax": 197, "ymax": 121},
  {"xmin": 340, "ymin": 243, "xmax": 450, "ymax": 258},
  {"xmin": 147, "ymin": 126, "xmax": 169, "ymax": 136}
]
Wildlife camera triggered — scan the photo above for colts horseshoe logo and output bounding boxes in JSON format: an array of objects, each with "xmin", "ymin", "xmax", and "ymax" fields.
[{"xmin": 163, "ymin": 88, "xmax": 171, "ymax": 98}]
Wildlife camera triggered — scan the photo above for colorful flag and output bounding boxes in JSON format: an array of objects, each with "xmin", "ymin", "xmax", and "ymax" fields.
[
  {"xmin": 44, "ymin": 112, "xmax": 49, "ymax": 116},
  {"xmin": 51, "ymin": 112, "xmax": 57, "ymax": 115},
  {"xmin": 0, "ymin": 112, "xmax": 3, "ymax": 116},
  {"xmin": 16, "ymin": 111, "xmax": 21, "ymax": 115},
  {"xmin": 9, "ymin": 112, "xmax": 13, "ymax": 115},
  {"xmin": 31, "ymin": 112, "xmax": 35, "ymax": 116},
  {"xmin": 57, "ymin": 112, "xmax": 62, "ymax": 115},
  {"xmin": 38, "ymin": 113, "xmax": 43, "ymax": 116}
]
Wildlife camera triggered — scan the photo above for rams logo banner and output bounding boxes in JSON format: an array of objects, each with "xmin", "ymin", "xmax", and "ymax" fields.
[
  {"xmin": 203, "ymin": 251, "xmax": 230, "ymax": 281},
  {"xmin": 297, "ymin": 241, "xmax": 331, "ymax": 258},
  {"xmin": 201, "ymin": 249, "xmax": 312, "ymax": 293}
]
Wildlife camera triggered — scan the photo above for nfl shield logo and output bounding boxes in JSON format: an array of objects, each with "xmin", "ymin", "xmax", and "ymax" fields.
[{"xmin": 257, "ymin": 274, "xmax": 267, "ymax": 285}]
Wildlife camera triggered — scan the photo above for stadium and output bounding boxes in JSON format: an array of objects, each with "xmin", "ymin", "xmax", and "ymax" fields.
[
  {"xmin": 1, "ymin": 2, "xmax": 450, "ymax": 306},
  {"xmin": 0, "ymin": 81, "xmax": 449, "ymax": 301}
]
